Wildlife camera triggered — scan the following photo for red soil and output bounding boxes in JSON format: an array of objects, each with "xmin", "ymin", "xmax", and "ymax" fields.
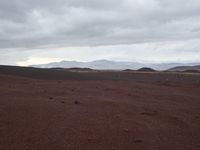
[{"xmin": 0, "ymin": 74, "xmax": 200, "ymax": 150}]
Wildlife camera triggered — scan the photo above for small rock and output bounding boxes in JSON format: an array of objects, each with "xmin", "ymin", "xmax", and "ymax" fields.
[
  {"xmin": 134, "ymin": 139, "xmax": 143, "ymax": 143},
  {"xmin": 49, "ymin": 97, "xmax": 53, "ymax": 100},
  {"xmin": 128, "ymin": 94, "xmax": 132, "ymax": 97},
  {"xmin": 61, "ymin": 101, "xmax": 65, "ymax": 104},
  {"xmin": 116, "ymin": 115, "xmax": 120, "ymax": 118},
  {"xmin": 74, "ymin": 101, "xmax": 80, "ymax": 104},
  {"xmin": 87, "ymin": 137, "xmax": 96, "ymax": 142},
  {"xmin": 25, "ymin": 138, "xmax": 32, "ymax": 143},
  {"xmin": 123, "ymin": 128, "xmax": 129, "ymax": 133}
]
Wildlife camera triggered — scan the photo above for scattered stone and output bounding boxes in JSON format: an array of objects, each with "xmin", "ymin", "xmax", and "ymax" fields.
[
  {"xmin": 128, "ymin": 94, "xmax": 132, "ymax": 97},
  {"xmin": 123, "ymin": 128, "xmax": 129, "ymax": 133},
  {"xmin": 87, "ymin": 137, "xmax": 96, "ymax": 142},
  {"xmin": 116, "ymin": 115, "xmax": 120, "ymax": 118},
  {"xmin": 61, "ymin": 101, "xmax": 65, "ymax": 104},
  {"xmin": 49, "ymin": 97, "xmax": 53, "ymax": 100},
  {"xmin": 74, "ymin": 101, "xmax": 80, "ymax": 104},
  {"xmin": 134, "ymin": 139, "xmax": 143, "ymax": 143},
  {"xmin": 25, "ymin": 138, "xmax": 32, "ymax": 143},
  {"xmin": 87, "ymin": 138, "xmax": 92, "ymax": 141},
  {"xmin": 140, "ymin": 110, "xmax": 157, "ymax": 116}
]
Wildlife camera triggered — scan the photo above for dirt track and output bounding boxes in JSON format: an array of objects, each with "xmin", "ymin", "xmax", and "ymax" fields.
[{"xmin": 0, "ymin": 71, "xmax": 200, "ymax": 150}]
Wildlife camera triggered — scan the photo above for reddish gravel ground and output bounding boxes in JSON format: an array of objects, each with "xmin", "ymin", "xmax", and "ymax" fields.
[{"xmin": 0, "ymin": 73, "xmax": 200, "ymax": 150}]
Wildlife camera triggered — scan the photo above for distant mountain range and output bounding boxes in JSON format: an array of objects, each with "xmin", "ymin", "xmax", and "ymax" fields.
[
  {"xmin": 168, "ymin": 65, "xmax": 200, "ymax": 72},
  {"xmin": 31, "ymin": 59, "xmax": 200, "ymax": 70}
]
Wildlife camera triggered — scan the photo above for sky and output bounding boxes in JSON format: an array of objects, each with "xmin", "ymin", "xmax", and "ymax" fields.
[{"xmin": 0, "ymin": 0, "xmax": 200, "ymax": 66}]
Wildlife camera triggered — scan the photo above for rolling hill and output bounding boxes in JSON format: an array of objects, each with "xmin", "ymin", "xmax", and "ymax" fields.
[{"xmin": 168, "ymin": 65, "xmax": 200, "ymax": 72}]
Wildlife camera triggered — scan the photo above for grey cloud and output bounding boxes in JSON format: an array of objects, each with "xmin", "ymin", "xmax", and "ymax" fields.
[{"xmin": 0, "ymin": 0, "xmax": 200, "ymax": 49}]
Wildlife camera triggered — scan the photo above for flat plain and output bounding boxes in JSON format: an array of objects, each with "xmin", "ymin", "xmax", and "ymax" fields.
[{"xmin": 0, "ymin": 66, "xmax": 200, "ymax": 150}]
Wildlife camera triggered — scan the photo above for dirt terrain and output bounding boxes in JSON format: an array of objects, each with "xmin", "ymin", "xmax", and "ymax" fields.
[{"xmin": 0, "ymin": 66, "xmax": 200, "ymax": 150}]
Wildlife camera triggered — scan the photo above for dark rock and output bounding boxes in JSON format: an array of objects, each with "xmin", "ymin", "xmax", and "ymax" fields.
[
  {"xmin": 123, "ymin": 128, "xmax": 129, "ymax": 133},
  {"xmin": 134, "ymin": 139, "xmax": 143, "ymax": 143},
  {"xmin": 74, "ymin": 101, "xmax": 80, "ymax": 104}
]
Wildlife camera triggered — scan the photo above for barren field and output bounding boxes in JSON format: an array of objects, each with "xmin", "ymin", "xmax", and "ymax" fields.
[{"xmin": 0, "ymin": 67, "xmax": 200, "ymax": 150}]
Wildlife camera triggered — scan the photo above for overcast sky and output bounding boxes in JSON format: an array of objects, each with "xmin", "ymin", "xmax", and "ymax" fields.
[{"xmin": 0, "ymin": 0, "xmax": 200, "ymax": 66}]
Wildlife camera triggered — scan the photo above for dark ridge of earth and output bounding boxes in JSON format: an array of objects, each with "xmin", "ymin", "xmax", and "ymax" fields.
[
  {"xmin": 137, "ymin": 67, "xmax": 156, "ymax": 72},
  {"xmin": 0, "ymin": 65, "xmax": 200, "ymax": 85}
]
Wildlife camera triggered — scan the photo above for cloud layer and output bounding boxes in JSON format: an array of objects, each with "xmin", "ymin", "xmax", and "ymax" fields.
[
  {"xmin": 1, "ymin": 0, "xmax": 200, "ymax": 48},
  {"xmin": 0, "ymin": 0, "xmax": 200, "ymax": 65}
]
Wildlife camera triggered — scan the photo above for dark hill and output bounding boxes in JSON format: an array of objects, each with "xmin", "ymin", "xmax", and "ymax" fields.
[
  {"xmin": 137, "ymin": 67, "xmax": 156, "ymax": 72},
  {"xmin": 0, "ymin": 65, "xmax": 97, "ymax": 80},
  {"xmin": 123, "ymin": 69, "xmax": 134, "ymax": 72},
  {"xmin": 67, "ymin": 67, "xmax": 94, "ymax": 71}
]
